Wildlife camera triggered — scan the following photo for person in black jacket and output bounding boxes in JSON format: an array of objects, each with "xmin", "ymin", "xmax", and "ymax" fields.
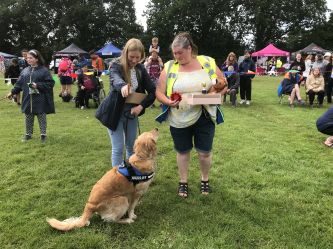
[
  {"xmin": 316, "ymin": 106, "xmax": 333, "ymax": 148},
  {"xmin": 290, "ymin": 53, "xmax": 305, "ymax": 73},
  {"xmin": 7, "ymin": 49, "xmax": 55, "ymax": 142},
  {"xmin": 108, "ymin": 38, "xmax": 156, "ymax": 166},
  {"xmin": 324, "ymin": 56, "xmax": 333, "ymax": 104},
  {"xmin": 239, "ymin": 50, "xmax": 256, "ymax": 105},
  {"xmin": 5, "ymin": 58, "xmax": 21, "ymax": 105}
]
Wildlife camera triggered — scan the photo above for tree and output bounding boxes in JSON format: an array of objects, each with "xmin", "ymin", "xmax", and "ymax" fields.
[
  {"xmin": 228, "ymin": 0, "xmax": 328, "ymax": 50},
  {"xmin": 0, "ymin": 0, "xmax": 143, "ymax": 62},
  {"xmin": 145, "ymin": 0, "xmax": 329, "ymax": 58},
  {"xmin": 145, "ymin": 0, "xmax": 244, "ymax": 64}
]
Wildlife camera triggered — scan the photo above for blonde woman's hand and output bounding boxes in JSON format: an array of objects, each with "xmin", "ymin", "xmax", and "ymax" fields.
[{"xmin": 121, "ymin": 84, "xmax": 130, "ymax": 97}]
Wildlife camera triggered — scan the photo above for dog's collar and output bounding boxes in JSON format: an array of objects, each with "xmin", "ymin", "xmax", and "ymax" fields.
[{"xmin": 117, "ymin": 160, "xmax": 154, "ymax": 185}]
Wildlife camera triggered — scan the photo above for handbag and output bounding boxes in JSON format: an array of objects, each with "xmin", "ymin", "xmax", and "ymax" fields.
[{"xmin": 95, "ymin": 89, "xmax": 125, "ymax": 130}]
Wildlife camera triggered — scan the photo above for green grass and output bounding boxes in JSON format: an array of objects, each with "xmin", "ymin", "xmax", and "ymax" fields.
[{"xmin": 0, "ymin": 74, "xmax": 333, "ymax": 249}]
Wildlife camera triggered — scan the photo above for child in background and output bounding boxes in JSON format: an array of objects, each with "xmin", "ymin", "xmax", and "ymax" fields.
[
  {"xmin": 7, "ymin": 49, "xmax": 55, "ymax": 142},
  {"xmin": 149, "ymin": 37, "xmax": 160, "ymax": 54}
]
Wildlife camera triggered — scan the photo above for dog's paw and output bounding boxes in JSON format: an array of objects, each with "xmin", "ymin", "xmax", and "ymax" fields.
[
  {"xmin": 116, "ymin": 218, "xmax": 135, "ymax": 224},
  {"xmin": 129, "ymin": 213, "xmax": 137, "ymax": 220}
]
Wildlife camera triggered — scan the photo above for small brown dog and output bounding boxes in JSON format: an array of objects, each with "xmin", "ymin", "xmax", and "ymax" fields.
[
  {"xmin": 209, "ymin": 76, "xmax": 227, "ymax": 93},
  {"xmin": 47, "ymin": 128, "xmax": 159, "ymax": 231}
]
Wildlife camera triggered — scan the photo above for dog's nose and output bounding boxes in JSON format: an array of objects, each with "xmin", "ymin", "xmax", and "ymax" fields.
[{"xmin": 154, "ymin": 128, "xmax": 159, "ymax": 131}]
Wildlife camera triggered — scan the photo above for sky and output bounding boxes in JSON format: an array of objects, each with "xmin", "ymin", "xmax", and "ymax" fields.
[
  {"xmin": 328, "ymin": 0, "xmax": 333, "ymax": 11},
  {"xmin": 134, "ymin": 0, "xmax": 333, "ymax": 30},
  {"xmin": 134, "ymin": 0, "xmax": 150, "ymax": 30}
]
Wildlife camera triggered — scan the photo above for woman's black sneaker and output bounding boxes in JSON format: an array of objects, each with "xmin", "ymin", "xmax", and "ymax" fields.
[
  {"xmin": 41, "ymin": 135, "xmax": 47, "ymax": 143},
  {"xmin": 22, "ymin": 135, "xmax": 32, "ymax": 142}
]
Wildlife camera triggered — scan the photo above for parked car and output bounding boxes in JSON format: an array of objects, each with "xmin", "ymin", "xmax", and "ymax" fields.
[{"xmin": 49, "ymin": 59, "xmax": 60, "ymax": 70}]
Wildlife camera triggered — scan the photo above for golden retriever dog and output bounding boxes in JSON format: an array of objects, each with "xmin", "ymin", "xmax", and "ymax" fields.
[{"xmin": 47, "ymin": 128, "xmax": 159, "ymax": 231}]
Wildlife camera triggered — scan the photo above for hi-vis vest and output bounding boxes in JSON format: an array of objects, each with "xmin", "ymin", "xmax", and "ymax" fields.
[
  {"xmin": 165, "ymin": 55, "xmax": 218, "ymax": 96},
  {"xmin": 155, "ymin": 55, "xmax": 224, "ymax": 124}
]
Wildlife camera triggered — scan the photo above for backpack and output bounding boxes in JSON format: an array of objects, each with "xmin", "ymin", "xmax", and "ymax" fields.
[{"xmin": 59, "ymin": 59, "xmax": 69, "ymax": 73}]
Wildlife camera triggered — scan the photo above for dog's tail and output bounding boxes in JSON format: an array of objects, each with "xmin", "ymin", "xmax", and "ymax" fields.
[{"xmin": 46, "ymin": 204, "xmax": 93, "ymax": 231}]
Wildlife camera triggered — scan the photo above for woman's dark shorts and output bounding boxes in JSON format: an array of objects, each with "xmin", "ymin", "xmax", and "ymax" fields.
[
  {"xmin": 170, "ymin": 111, "xmax": 215, "ymax": 154},
  {"xmin": 60, "ymin": 76, "xmax": 73, "ymax": 85}
]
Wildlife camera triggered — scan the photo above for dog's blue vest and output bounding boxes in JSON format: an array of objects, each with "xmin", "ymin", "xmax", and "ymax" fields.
[{"xmin": 117, "ymin": 161, "xmax": 154, "ymax": 185}]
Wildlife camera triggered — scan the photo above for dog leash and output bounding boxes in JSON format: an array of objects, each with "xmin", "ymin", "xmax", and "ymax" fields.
[{"xmin": 123, "ymin": 109, "xmax": 141, "ymax": 161}]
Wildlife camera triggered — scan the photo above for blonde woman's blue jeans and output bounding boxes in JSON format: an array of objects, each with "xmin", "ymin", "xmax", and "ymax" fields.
[{"xmin": 107, "ymin": 106, "xmax": 138, "ymax": 167}]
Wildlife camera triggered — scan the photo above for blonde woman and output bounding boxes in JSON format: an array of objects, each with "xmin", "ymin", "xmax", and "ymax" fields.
[
  {"xmin": 306, "ymin": 67, "xmax": 325, "ymax": 107},
  {"xmin": 108, "ymin": 38, "xmax": 156, "ymax": 166},
  {"xmin": 221, "ymin": 52, "xmax": 238, "ymax": 72}
]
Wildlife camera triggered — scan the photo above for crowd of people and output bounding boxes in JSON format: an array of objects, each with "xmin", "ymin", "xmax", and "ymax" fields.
[{"xmin": 3, "ymin": 33, "xmax": 333, "ymax": 199}]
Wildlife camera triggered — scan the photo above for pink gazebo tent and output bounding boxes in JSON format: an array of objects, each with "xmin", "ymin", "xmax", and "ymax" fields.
[
  {"xmin": 252, "ymin": 44, "xmax": 290, "ymax": 75},
  {"xmin": 252, "ymin": 44, "xmax": 290, "ymax": 57}
]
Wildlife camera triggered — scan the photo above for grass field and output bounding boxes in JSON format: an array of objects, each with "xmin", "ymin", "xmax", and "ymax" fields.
[{"xmin": 0, "ymin": 74, "xmax": 332, "ymax": 249}]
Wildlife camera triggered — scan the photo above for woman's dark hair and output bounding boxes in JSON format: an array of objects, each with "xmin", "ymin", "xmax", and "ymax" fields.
[
  {"xmin": 171, "ymin": 32, "xmax": 198, "ymax": 56},
  {"xmin": 28, "ymin": 49, "xmax": 45, "ymax": 66}
]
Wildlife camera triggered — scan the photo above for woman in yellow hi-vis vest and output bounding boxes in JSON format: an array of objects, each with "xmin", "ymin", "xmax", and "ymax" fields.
[{"xmin": 156, "ymin": 32, "xmax": 226, "ymax": 198}]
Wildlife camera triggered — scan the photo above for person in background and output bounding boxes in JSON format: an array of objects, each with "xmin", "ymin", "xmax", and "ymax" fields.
[
  {"xmin": 78, "ymin": 53, "xmax": 88, "ymax": 69},
  {"xmin": 323, "ymin": 52, "xmax": 331, "ymax": 66},
  {"xmin": 17, "ymin": 49, "xmax": 29, "ymax": 104},
  {"xmin": 145, "ymin": 51, "xmax": 163, "ymax": 81},
  {"xmin": 145, "ymin": 51, "xmax": 163, "ymax": 107},
  {"xmin": 239, "ymin": 50, "xmax": 256, "ymax": 105},
  {"xmin": 5, "ymin": 58, "xmax": 21, "ymax": 105},
  {"xmin": 108, "ymin": 38, "xmax": 156, "ymax": 167},
  {"xmin": 149, "ymin": 37, "xmax": 160, "ymax": 54},
  {"xmin": 267, "ymin": 57, "xmax": 276, "ymax": 72},
  {"xmin": 324, "ymin": 55, "xmax": 333, "ymax": 104},
  {"xmin": 303, "ymin": 54, "xmax": 314, "ymax": 81},
  {"xmin": 19, "ymin": 49, "xmax": 29, "ymax": 71},
  {"xmin": 313, "ymin": 54, "xmax": 326, "ymax": 75},
  {"xmin": 290, "ymin": 53, "xmax": 305, "ymax": 85},
  {"xmin": 316, "ymin": 106, "xmax": 333, "ymax": 148},
  {"xmin": 221, "ymin": 52, "xmax": 238, "ymax": 72},
  {"xmin": 76, "ymin": 65, "xmax": 98, "ymax": 109},
  {"xmin": 290, "ymin": 53, "xmax": 305, "ymax": 74},
  {"xmin": 89, "ymin": 50, "xmax": 105, "ymax": 76},
  {"xmin": 281, "ymin": 67, "xmax": 305, "ymax": 108},
  {"xmin": 58, "ymin": 56, "xmax": 73, "ymax": 99},
  {"xmin": 276, "ymin": 57, "xmax": 283, "ymax": 70},
  {"xmin": 155, "ymin": 32, "xmax": 227, "ymax": 198},
  {"xmin": 306, "ymin": 67, "xmax": 325, "ymax": 108},
  {"xmin": 6, "ymin": 49, "xmax": 55, "ymax": 142},
  {"xmin": 224, "ymin": 65, "xmax": 240, "ymax": 107}
]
